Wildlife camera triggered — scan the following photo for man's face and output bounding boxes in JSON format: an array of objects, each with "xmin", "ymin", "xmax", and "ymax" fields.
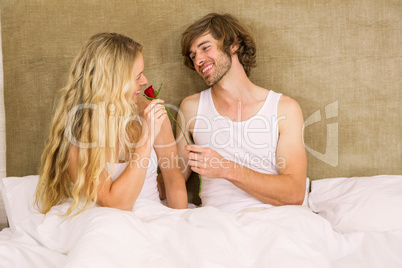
[{"xmin": 189, "ymin": 33, "xmax": 232, "ymax": 86}]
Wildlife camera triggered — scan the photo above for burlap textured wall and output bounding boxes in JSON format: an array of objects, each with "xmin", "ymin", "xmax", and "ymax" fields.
[{"xmin": 1, "ymin": 1, "xmax": 401, "ymax": 190}]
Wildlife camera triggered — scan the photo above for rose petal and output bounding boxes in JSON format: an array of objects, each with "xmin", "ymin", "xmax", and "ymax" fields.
[{"xmin": 144, "ymin": 85, "xmax": 156, "ymax": 98}]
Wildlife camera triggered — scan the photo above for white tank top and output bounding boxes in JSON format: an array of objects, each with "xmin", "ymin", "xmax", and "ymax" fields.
[
  {"xmin": 193, "ymin": 88, "xmax": 282, "ymax": 212},
  {"xmin": 107, "ymin": 148, "xmax": 160, "ymax": 203}
]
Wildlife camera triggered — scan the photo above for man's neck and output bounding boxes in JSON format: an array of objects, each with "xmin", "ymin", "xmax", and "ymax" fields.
[
  {"xmin": 210, "ymin": 56, "xmax": 255, "ymax": 104},
  {"xmin": 207, "ymin": 54, "xmax": 270, "ymax": 122}
]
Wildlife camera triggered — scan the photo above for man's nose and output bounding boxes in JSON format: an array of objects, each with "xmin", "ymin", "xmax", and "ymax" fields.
[{"xmin": 195, "ymin": 54, "xmax": 204, "ymax": 67}]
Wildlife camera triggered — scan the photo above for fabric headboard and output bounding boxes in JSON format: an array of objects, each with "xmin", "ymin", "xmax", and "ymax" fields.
[{"xmin": 1, "ymin": 1, "xmax": 401, "ymax": 196}]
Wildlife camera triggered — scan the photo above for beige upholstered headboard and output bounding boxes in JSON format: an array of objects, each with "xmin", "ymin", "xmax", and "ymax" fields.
[{"xmin": 1, "ymin": 0, "xmax": 401, "ymax": 212}]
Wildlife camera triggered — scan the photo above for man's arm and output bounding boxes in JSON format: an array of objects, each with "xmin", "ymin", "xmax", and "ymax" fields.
[
  {"xmin": 187, "ymin": 96, "xmax": 307, "ymax": 205},
  {"xmin": 176, "ymin": 93, "xmax": 200, "ymax": 182}
]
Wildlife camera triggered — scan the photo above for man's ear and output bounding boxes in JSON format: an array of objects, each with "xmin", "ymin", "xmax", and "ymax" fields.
[{"xmin": 230, "ymin": 36, "xmax": 240, "ymax": 54}]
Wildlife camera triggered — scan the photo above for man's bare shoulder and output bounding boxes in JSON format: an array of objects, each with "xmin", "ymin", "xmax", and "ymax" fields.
[
  {"xmin": 277, "ymin": 94, "xmax": 303, "ymax": 118},
  {"xmin": 179, "ymin": 92, "xmax": 200, "ymax": 117},
  {"xmin": 181, "ymin": 92, "xmax": 200, "ymax": 106}
]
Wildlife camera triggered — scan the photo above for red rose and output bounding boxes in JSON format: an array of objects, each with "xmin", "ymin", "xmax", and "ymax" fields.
[{"xmin": 144, "ymin": 85, "xmax": 157, "ymax": 99}]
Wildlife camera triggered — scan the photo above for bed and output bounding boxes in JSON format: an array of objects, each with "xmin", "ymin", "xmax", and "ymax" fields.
[
  {"xmin": 0, "ymin": 174, "xmax": 401, "ymax": 267},
  {"xmin": 0, "ymin": 0, "xmax": 401, "ymax": 267},
  {"xmin": 0, "ymin": 175, "xmax": 402, "ymax": 267}
]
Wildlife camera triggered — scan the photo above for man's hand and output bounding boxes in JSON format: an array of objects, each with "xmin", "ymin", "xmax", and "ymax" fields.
[{"xmin": 185, "ymin": 145, "xmax": 232, "ymax": 179}]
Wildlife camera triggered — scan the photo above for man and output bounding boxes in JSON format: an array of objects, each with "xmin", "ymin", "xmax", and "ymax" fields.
[{"xmin": 177, "ymin": 13, "xmax": 307, "ymax": 212}]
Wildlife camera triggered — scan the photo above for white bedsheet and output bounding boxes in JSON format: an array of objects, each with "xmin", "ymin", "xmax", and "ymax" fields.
[
  {"xmin": 0, "ymin": 228, "xmax": 66, "ymax": 267},
  {"xmin": 332, "ymin": 230, "xmax": 402, "ymax": 268},
  {"xmin": 0, "ymin": 200, "xmax": 348, "ymax": 268},
  {"xmin": 0, "ymin": 199, "xmax": 401, "ymax": 268}
]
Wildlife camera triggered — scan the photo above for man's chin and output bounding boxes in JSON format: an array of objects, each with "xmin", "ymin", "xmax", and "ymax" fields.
[
  {"xmin": 203, "ymin": 75, "xmax": 217, "ymax": 87},
  {"xmin": 204, "ymin": 81, "xmax": 213, "ymax": 87},
  {"xmin": 204, "ymin": 78, "xmax": 221, "ymax": 87}
]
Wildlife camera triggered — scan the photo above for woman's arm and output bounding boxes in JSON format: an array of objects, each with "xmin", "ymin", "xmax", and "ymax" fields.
[
  {"xmin": 154, "ymin": 109, "xmax": 188, "ymax": 209},
  {"xmin": 68, "ymin": 99, "xmax": 167, "ymax": 211}
]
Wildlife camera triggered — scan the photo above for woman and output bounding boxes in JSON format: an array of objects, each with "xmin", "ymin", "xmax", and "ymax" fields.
[{"xmin": 35, "ymin": 33, "xmax": 188, "ymax": 216}]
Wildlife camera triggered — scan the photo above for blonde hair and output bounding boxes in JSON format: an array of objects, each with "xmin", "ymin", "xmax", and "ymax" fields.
[
  {"xmin": 35, "ymin": 33, "xmax": 143, "ymax": 216},
  {"xmin": 181, "ymin": 13, "xmax": 257, "ymax": 76}
]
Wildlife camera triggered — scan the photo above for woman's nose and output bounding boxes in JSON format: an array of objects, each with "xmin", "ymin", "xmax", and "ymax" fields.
[{"xmin": 142, "ymin": 75, "xmax": 148, "ymax": 85}]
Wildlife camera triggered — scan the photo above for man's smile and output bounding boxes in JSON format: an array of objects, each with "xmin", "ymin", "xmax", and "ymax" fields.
[{"xmin": 201, "ymin": 63, "xmax": 213, "ymax": 75}]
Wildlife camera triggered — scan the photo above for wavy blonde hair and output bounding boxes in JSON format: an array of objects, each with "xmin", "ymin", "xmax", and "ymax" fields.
[{"xmin": 35, "ymin": 33, "xmax": 143, "ymax": 216}]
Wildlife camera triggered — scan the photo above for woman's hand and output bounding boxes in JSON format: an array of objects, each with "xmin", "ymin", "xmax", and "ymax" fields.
[{"xmin": 139, "ymin": 99, "xmax": 167, "ymax": 147}]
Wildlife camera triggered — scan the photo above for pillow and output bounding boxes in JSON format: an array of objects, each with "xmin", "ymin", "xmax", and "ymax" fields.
[
  {"xmin": 309, "ymin": 175, "xmax": 402, "ymax": 233},
  {"xmin": 0, "ymin": 193, "xmax": 8, "ymax": 230},
  {"xmin": 0, "ymin": 175, "xmax": 40, "ymax": 231}
]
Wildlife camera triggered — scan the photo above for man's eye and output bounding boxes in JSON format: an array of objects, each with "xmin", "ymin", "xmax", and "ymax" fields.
[{"xmin": 203, "ymin": 46, "xmax": 210, "ymax": 50}]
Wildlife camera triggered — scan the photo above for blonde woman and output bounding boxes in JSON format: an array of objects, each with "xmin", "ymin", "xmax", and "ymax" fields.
[{"xmin": 35, "ymin": 33, "xmax": 188, "ymax": 216}]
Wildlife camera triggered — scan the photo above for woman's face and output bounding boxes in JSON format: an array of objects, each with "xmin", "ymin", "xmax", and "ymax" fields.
[{"xmin": 131, "ymin": 53, "xmax": 148, "ymax": 103}]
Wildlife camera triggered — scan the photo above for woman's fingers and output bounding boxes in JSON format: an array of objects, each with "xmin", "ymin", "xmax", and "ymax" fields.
[
  {"xmin": 153, "ymin": 106, "xmax": 167, "ymax": 119},
  {"xmin": 144, "ymin": 99, "xmax": 165, "ymax": 113},
  {"xmin": 139, "ymin": 99, "xmax": 167, "ymax": 143},
  {"xmin": 144, "ymin": 104, "xmax": 166, "ymax": 124}
]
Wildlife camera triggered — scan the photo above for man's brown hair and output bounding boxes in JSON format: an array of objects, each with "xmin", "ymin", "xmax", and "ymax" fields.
[{"xmin": 181, "ymin": 13, "xmax": 257, "ymax": 77}]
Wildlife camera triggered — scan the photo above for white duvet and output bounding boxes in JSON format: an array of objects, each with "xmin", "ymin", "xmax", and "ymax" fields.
[{"xmin": 0, "ymin": 200, "xmax": 350, "ymax": 268}]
